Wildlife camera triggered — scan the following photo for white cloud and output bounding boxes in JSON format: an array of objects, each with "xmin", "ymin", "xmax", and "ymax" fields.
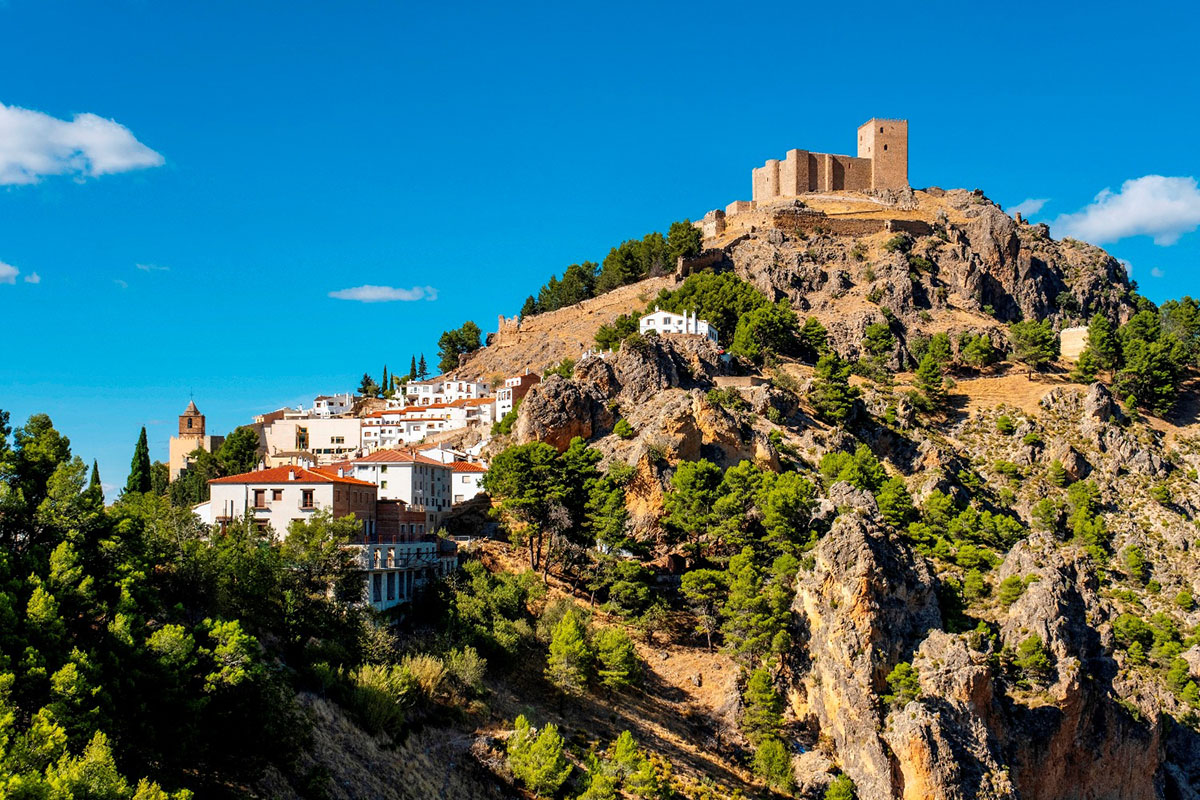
[
  {"xmin": 1054, "ymin": 175, "xmax": 1200, "ymax": 246},
  {"xmin": 1008, "ymin": 198, "xmax": 1048, "ymax": 217},
  {"xmin": 328, "ymin": 284, "xmax": 438, "ymax": 303},
  {"xmin": 113, "ymin": 279, "xmax": 128, "ymax": 289},
  {"xmin": 136, "ymin": 263, "xmax": 169, "ymax": 272},
  {"xmin": 1151, "ymin": 266, "xmax": 1165, "ymax": 278},
  {"xmin": 1118, "ymin": 258, "xmax": 1133, "ymax": 278},
  {"xmin": 0, "ymin": 102, "xmax": 164, "ymax": 185},
  {"xmin": 0, "ymin": 261, "xmax": 17, "ymax": 284},
  {"xmin": 23, "ymin": 272, "xmax": 40, "ymax": 284}
]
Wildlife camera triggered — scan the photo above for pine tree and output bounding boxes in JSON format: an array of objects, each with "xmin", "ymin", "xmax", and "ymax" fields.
[
  {"xmin": 809, "ymin": 352, "xmax": 860, "ymax": 425},
  {"xmin": 1086, "ymin": 313, "xmax": 1121, "ymax": 372},
  {"xmin": 594, "ymin": 627, "xmax": 638, "ymax": 692},
  {"xmin": 520, "ymin": 295, "xmax": 539, "ymax": 320},
  {"xmin": 126, "ymin": 427, "xmax": 151, "ymax": 495},
  {"xmin": 417, "ymin": 354, "xmax": 428, "ymax": 380},
  {"xmin": 914, "ymin": 352, "xmax": 947, "ymax": 411},
  {"xmin": 409, "ymin": 355, "xmax": 418, "ymax": 380},
  {"xmin": 1069, "ymin": 349, "xmax": 1100, "ymax": 383},
  {"xmin": 507, "ymin": 716, "xmax": 572, "ymax": 797},
  {"xmin": 545, "ymin": 608, "xmax": 592, "ymax": 696},
  {"xmin": 741, "ymin": 668, "xmax": 783, "ymax": 744}
]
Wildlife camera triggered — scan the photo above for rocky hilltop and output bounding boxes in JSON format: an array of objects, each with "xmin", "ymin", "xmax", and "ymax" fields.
[{"xmin": 478, "ymin": 187, "xmax": 1200, "ymax": 799}]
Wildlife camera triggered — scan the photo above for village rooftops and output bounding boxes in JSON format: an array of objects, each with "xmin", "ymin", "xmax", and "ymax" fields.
[
  {"xmin": 351, "ymin": 449, "xmax": 446, "ymax": 467},
  {"xmin": 449, "ymin": 461, "xmax": 487, "ymax": 473},
  {"xmin": 207, "ymin": 465, "xmax": 375, "ymax": 487}
]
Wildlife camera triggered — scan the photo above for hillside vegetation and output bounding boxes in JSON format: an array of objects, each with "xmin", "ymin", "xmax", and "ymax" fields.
[{"xmin": 7, "ymin": 187, "xmax": 1200, "ymax": 800}]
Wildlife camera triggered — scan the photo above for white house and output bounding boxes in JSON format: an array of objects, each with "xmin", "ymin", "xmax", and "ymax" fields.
[
  {"xmin": 393, "ymin": 377, "xmax": 490, "ymax": 408},
  {"xmin": 200, "ymin": 465, "xmax": 457, "ymax": 613},
  {"xmin": 346, "ymin": 449, "xmax": 453, "ymax": 525},
  {"xmin": 450, "ymin": 461, "xmax": 487, "ymax": 504},
  {"xmin": 313, "ymin": 393, "xmax": 354, "ymax": 418},
  {"xmin": 203, "ymin": 465, "xmax": 378, "ymax": 537},
  {"xmin": 638, "ymin": 307, "xmax": 719, "ymax": 344}
]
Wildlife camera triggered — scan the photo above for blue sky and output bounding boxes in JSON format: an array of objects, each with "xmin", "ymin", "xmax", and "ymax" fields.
[{"xmin": 2, "ymin": 0, "xmax": 1198, "ymax": 496}]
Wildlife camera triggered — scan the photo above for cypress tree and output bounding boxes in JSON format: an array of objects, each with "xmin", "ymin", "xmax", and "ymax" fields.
[
  {"xmin": 381, "ymin": 364, "xmax": 389, "ymax": 392},
  {"xmin": 418, "ymin": 354, "xmax": 428, "ymax": 379},
  {"xmin": 84, "ymin": 459, "xmax": 104, "ymax": 507},
  {"xmin": 409, "ymin": 355, "xmax": 417, "ymax": 380},
  {"xmin": 126, "ymin": 427, "xmax": 152, "ymax": 494}
]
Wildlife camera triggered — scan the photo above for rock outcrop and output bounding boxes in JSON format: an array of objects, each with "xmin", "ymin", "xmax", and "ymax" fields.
[{"xmin": 790, "ymin": 495, "xmax": 940, "ymax": 800}]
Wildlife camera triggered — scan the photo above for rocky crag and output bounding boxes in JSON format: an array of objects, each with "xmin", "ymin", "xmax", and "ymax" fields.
[{"xmin": 485, "ymin": 188, "xmax": 1200, "ymax": 798}]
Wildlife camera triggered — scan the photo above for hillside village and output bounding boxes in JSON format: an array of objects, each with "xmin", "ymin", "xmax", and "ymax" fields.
[{"xmin": 11, "ymin": 117, "xmax": 1200, "ymax": 800}]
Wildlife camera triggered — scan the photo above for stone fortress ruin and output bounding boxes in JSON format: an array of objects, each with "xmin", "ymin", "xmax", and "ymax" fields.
[
  {"xmin": 699, "ymin": 118, "xmax": 914, "ymax": 240},
  {"xmin": 752, "ymin": 118, "xmax": 908, "ymax": 200}
]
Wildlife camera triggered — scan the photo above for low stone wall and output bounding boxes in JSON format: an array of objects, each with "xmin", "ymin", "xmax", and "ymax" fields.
[{"xmin": 772, "ymin": 208, "xmax": 932, "ymax": 238}]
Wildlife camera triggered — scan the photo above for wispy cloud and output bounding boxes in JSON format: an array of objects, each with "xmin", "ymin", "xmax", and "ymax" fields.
[
  {"xmin": 114, "ymin": 279, "xmax": 128, "ymax": 289},
  {"xmin": 1151, "ymin": 266, "xmax": 1165, "ymax": 278},
  {"xmin": 1008, "ymin": 198, "xmax": 1049, "ymax": 217},
  {"xmin": 328, "ymin": 284, "xmax": 438, "ymax": 303},
  {"xmin": 135, "ymin": 263, "xmax": 169, "ymax": 272},
  {"xmin": 0, "ymin": 102, "xmax": 164, "ymax": 185},
  {"xmin": 0, "ymin": 261, "xmax": 17, "ymax": 284},
  {"xmin": 1054, "ymin": 175, "xmax": 1200, "ymax": 246},
  {"xmin": 23, "ymin": 272, "xmax": 40, "ymax": 284}
]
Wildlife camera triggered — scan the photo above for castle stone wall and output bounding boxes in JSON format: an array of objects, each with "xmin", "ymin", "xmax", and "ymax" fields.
[{"xmin": 752, "ymin": 118, "xmax": 908, "ymax": 202}]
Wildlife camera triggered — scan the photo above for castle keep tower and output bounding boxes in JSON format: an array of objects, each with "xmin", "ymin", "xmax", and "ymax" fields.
[
  {"xmin": 750, "ymin": 118, "xmax": 909, "ymax": 203},
  {"xmin": 857, "ymin": 118, "xmax": 908, "ymax": 191},
  {"xmin": 168, "ymin": 400, "xmax": 225, "ymax": 481}
]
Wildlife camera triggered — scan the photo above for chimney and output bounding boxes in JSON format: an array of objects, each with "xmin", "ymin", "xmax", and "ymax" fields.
[{"xmin": 288, "ymin": 469, "xmax": 296, "ymax": 481}]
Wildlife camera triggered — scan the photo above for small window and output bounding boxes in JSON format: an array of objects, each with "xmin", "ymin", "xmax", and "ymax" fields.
[
  {"xmin": 880, "ymin": 126, "xmax": 884, "ymax": 132},
  {"xmin": 186, "ymin": 418, "xmax": 193, "ymax": 429},
  {"xmin": 883, "ymin": 144, "xmax": 888, "ymax": 151},
  {"xmin": 253, "ymin": 489, "xmax": 266, "ymax": 509},
  {"xmin": 272, "ymin": 489, "xmax": 283, "ymax": 501},
  {"xmin": 301, "ymin": 489, "xmax": 315, "ymax": 509},
  {"xmin": 381, "ymin": 481, "xmax": 388, "ymax": 489}
]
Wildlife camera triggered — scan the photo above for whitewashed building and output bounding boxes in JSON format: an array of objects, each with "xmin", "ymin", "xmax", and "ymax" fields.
[
  {"xmin": 313, "ymin": 393, "xmax": 354, "ymax": 418},
  {"xmin": 450, "ymin": 461, "xmax": 487, "ymax": 504},
  {"xmin": 638, "ymin": 307, "xmax": 719, "ymax": 344},
  {"xmin": 202, "ymin": 465, "xmax": 378, "ymax": 537},
  {"xmin": 347, "ymin": 449, "xmax": 453, "ymax": 520}
]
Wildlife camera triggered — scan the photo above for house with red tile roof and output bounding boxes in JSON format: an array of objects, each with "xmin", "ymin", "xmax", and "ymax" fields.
[
  {"xmin": 449, "ymin": 460, "xmax": 487, "ymax": 503},
  {"xmin": 202, "ymin": 465, "xmax": 378, "ymax": 536},
  {"xmin": 347, "ymin": 449, "xmax": 453, "ymax": 526},
  {"xmin": 199, "ymin": 464, "xmax": 456, "ymax": 613}
]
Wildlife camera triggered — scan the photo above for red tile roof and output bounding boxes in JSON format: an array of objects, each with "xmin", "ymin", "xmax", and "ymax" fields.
[
  {"xmin": 450, "ymin": 461, "xmax": 487, "ymax": 473},
  {"xmin": 208, "ymin": 465, "xmax": 376, "ymax": 487},
  {"xmin": 352, "ymin": 449, "xmax": 448, "ymax": 467}
]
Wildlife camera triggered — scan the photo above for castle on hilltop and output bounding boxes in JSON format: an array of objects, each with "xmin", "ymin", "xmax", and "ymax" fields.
[
  {"xmin": 751, "ymin": 118, "xmax": 908, "ymax": 202},
  {"xmin": 695, "ymin": 118, "xmax": 912, "ymax": 239}
]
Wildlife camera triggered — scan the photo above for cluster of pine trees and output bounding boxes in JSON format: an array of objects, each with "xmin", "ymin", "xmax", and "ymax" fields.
[{"xmin": 520, "ymin": 221, "xmax": 702, "ymax": 319}]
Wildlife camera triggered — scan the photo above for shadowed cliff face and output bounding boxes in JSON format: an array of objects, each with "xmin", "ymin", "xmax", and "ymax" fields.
[{"xmin": 788, "ymin": 494, "xmax": 1169, "ymax": 800}]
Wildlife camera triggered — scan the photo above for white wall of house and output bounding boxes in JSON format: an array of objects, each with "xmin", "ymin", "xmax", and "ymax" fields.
[
  {"xmin": 313, "ymin": 393, "xmax": 354, "ymax": 417},
  {"xmin": 452, "ymin": 468, "xmax": 485, "ymax": 503},
  {"xmin": 351, "ymin": 459, "xmax": 451, "ymax": 511},
  {"xmin": 638, "ymin": 308, "xmax": 719, "ymax": 344}
]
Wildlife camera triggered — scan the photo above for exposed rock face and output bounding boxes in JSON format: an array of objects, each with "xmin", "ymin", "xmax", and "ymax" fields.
[
  {"xmin": 515, "ymin": 336, "xmax": 726, "ymax": 452},
  {"xmin": 996, "ymin": 539, "xmax": 1162, "ymax": 800},
  {"xmin": 513, "ymin": 374, "xmax": 611, "ymax": 451},
  {"xmin": 884, "ymin": 631, "xmax": 1014, "ymax": 800},
  {"xmin": 790, "ymin": 497, "xmax": 940, "ymax": 800}
]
